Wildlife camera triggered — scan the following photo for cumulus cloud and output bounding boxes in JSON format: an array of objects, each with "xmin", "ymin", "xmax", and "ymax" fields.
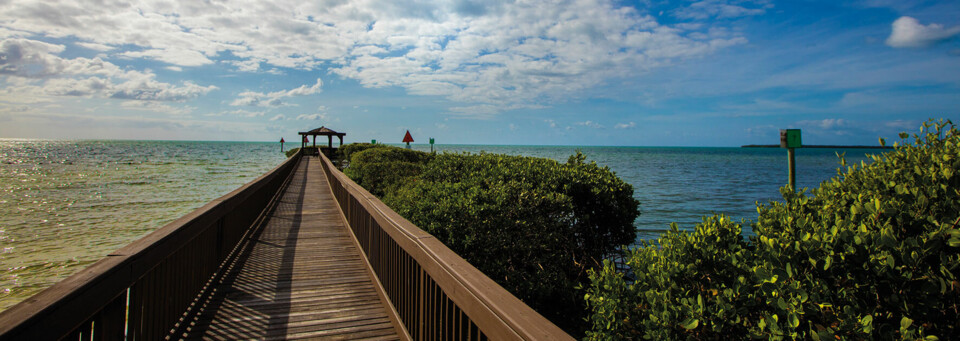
[
  {"xmin": 576, "ymin": 120, "xmax": 604, "ymax": 129},
  {"xmin": 120, "ymin": 100, "xmax": 193, "ymax": 115},
  {"xmin": 331, "ymin": 0, "xmax": 747, "ymax": 117},
  {"xmin": 614, "ymin": 121, "xmax": 636, "ymax": 129},
  {"xmin": 210, "ymin": 109, "xmax": 265, "ymax": 117},
  {"xmin": 120, "ymin": 48, "xmax": 214, "ymax": 67},
  {"xmin": 230, "ymin": 78, "xmax": 323, "ymax": 107},
  {"xmin": 1, "ymin": 38, "xmax": 69, "ymax": 77},
  {"xmin": 269, "ymin": 114, "xmax": 286, "ymax": 121},
  {"xmin": 673, "ymin": 0, "xmax": 772, "ymax": 20},
  {"xmin": 0, "ymin": 0, "xmax": 747, "ymax": 118},
  {"xmin": 111, "ymin": 76, "xmax": 218, "ymax": 101},
  {"xmin": 296, "ymin": 113, "xmax": 327, "ymax": 120},
  {"xmin": 75, "ymin": 42, "xmax": 114, "ymax": 51},
  {"xmin": 797, "ymin": 118, "xmax": 847, "ymax": 130},
  {"xmin": 886, "ymin": 16, "xmax": 960, "ymax": 48},
  {"xmin": 0, "ymin": 38, "xmax": 216, "ymax": 102}
]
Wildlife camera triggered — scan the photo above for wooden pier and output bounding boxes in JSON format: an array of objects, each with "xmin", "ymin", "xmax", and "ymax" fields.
[
  {"xmin": 184, "ymin": 157, "xmax": 399, "ymax": 340},
  {"xmin": 0, "ymin": 151, "xmax": 571, "ymax": 340}
]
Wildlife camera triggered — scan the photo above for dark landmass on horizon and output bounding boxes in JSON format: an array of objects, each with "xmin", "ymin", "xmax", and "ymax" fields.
[{"xmin": 741, "ymin": 144, "xmax": 894, "ymax": 149}]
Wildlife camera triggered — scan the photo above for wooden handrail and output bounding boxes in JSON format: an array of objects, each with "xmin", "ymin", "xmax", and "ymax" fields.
[
  {"xmin": 0, "ymin": 153, "xmax": 302, "ymax": 340},
  {"xmin": 317, "ymin": 153, "xmax": 573, "ymax": 340}
]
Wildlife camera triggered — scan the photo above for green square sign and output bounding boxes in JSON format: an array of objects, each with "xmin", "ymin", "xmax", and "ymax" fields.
[{"xmin": 780, "ymin": 129, "xmax": 802, "ymax": 148}]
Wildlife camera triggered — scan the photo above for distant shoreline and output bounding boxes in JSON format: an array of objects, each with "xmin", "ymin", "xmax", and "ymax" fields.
[{"xmin": 741, "ymin": 144, "xmax": 894, "ymax": 149}]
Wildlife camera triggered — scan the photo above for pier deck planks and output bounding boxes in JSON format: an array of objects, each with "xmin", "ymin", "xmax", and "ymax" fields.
[{"xmin": 183, "ymin": 157, "xmax": 401, "ymax": 340}]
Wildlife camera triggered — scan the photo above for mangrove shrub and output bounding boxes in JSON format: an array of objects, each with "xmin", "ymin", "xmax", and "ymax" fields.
[
  {"xmin": 342, "ymin": 146, "xmax": 433, "ymax": 197},
  {"xmin": 584, "ymin": 119, "xmax": 960, "ymax": 340},
  {"xmin": 344, "ymin": 145, "xmax": 639, "ymax": 333}
]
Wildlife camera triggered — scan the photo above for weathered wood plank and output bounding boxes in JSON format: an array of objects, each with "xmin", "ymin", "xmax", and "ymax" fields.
[{"xmin": 183, "ymin": 157, "xmax": 402, "ymax": 340}]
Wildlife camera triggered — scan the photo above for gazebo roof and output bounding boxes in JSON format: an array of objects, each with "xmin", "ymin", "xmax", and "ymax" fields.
[{"xmin": 298, "ymin": 126, "xmax": 345, "ymax": 136}]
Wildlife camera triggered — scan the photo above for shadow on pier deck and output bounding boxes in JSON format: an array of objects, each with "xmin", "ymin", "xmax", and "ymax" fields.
[{"xmin": 0, "ymin": 152, "xmax": 572, "ymax": 340}]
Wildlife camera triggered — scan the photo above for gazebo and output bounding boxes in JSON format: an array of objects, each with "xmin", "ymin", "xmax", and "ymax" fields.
[{"xmin": 298, "ymin": 126, "xmax": 346, "ymax": 157}]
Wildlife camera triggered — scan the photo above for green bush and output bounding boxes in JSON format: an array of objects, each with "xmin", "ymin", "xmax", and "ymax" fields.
[
  {"xmin": 342, "ymin": 146, "xmax": 639, "ymax": 334},
  {"xmin": 584, "ymin": 119, "xmax": 960, "ymax": 340},
  {"xmin": 337, "ymin": 142, "xmax": 381, "ymax": 164},
  {"xmin": 343, "ymin": 145, "xmax": 433, "ymax": 197},
  {"xmin": 284, "ymin": 146, "xmax": 318, "ymax": 158}
]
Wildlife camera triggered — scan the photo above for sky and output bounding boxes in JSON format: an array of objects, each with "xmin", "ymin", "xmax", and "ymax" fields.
[{"xmin": 0, "ymin": 0, "xmax": 958, "ymax": 146}]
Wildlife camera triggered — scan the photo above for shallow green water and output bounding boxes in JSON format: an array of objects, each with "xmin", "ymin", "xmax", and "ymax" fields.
[{"xmin": 0, "ymin": 140, "xmax": 285, "ymax": 311}]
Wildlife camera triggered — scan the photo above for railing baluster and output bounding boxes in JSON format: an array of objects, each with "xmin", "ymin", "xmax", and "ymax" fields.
[{"xmin": 92, "ymin": 292, "xmax": 125, "ymax": 341}]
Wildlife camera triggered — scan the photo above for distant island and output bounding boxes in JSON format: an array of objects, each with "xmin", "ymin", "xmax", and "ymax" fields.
[{"xmin": 741, "ymin": 144, "xmax": 894, "ymax": 149}]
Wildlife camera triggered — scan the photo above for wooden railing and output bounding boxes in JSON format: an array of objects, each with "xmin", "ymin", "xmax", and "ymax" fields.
[
  {"xmin": 317, "ymin": 153, "xmax": 573, "ymax": 340},
  {"xmin": 0, "ymin": 153, "xmax": 302, "ymax": 341}
]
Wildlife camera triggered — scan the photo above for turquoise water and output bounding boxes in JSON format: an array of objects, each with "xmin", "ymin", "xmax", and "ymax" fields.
[
  {"xmin": 0, "ymin": 140, "xmax": 877, "ymax": 311},
  {"xmin": 404, "ymin": 144, "xmax": 874, "ymax": 239}
]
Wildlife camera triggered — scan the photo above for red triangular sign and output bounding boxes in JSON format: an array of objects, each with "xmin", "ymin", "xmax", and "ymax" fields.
[{"xmin": 402, "ymin": 130, "xmax": 414, "ymax": 143}]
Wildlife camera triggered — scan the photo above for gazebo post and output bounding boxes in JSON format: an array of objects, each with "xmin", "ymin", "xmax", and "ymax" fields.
[
  {"xmin": 328, "ymin": 135, "xmax": 333, "ymax": 149},
  {"xmin": 312, "ymin": 136, "xmax": 316, "ymax": 147}
]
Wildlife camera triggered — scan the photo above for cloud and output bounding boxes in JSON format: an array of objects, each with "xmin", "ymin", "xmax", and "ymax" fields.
[
  {"xmin": 331, "ymin": 1, "xmax": 747, "ymax": 116},
  {"xmin": 1, "ymin": 38, "xmax": 68, "ymax": 77},
  {"xmin": 796, "ymin": 118, "xmax": 848, "ymax": 132},
  {"xmin": 886, "ymin": 16, "xmax": 960, "ymax": 48},
  {"xmin": 75, "ymin": 42, "xmax": 114, "ymax": 51},
  {"xmin": 673, "ymin": 0, "xmax": 772, "ymax": 20},
  {"xmin": 230, "ymin": 78, "xmax": 323, "ymax": 107},
  {"xmin": 41, "ymin": 77, "xmax": 111, "ymax": 96},
  {"xmin": 614, "ymin": 121, "xmax": 636, "ymax": 129},
  {"xmin": 110, "ymin": 77, "xmax": 217, "ymax": 101},
  {"xmin": 0, "ymin": 38, "xmax": 216, "ymax": 102},
  {"xmin": 120, "ymin": 48, "xmax": 214, "ymax": 67},
  {"xmin": 446, "ymin": 104, "xmax": 503, "ymax": 119},
  {"xmin": 120, "ymin": 100, "xmax": 193, "ymax": 115},
  {"xmin": 269, "ymin": 114, "xmax": 286, "ymax": 121},
  {"xmin": 575, "ymin": 120, "xmax": 604, "ymax": 129},
  {"xmin": 545, "ymin": 119, "xmax": 558, "ymax": 128},
  {"xmin": 1, "ymin": 0, "xmax": 747, "ymax": 117},
  {"xmin": 207, "ymin": 109, "xmax": 264, "ymax": 117},
  {"xmin": 296, "ymin": 113, "xmax": 327, "ymax": 120}
]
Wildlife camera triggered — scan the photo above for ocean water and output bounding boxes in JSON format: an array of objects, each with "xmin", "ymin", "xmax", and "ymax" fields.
[
  {"xmin": 406, "ymin": 144, "xmax": 875, "ymax": 239},
  {"xmin": 0, "ymin": 140, "xmax": 878, "ymax": 311},
  {"xmin": 0, "ymin": 140, "xmax": 286, "ymax": 311}
]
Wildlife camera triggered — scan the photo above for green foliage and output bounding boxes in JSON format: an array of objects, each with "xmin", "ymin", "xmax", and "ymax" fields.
[
  {"xmin": 342, "ymin": 144, "xmax": 433, "ymax": 197},
  {"xmin": 337, "ymin": 142, "xmax": 381, "ymax": 163},
  {"xmin": 285, "ymin": 147, "xmax": 300, "ymax": 158},
  {"xmin": 342, "ymin": 146, "xmax": 639, "ymax": 334},
  {"xmin": 284, "ymin": 146, "xmax": 317, "ymax": 158},
  {"xmin": 585, "ymin": 119, "xmax": 960, "ymax": 340}
]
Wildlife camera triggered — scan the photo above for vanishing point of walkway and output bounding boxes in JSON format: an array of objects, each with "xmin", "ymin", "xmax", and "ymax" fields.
[{"xmin": 184, "ymin": 157, "xmax": 401, "ymax": 340}]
